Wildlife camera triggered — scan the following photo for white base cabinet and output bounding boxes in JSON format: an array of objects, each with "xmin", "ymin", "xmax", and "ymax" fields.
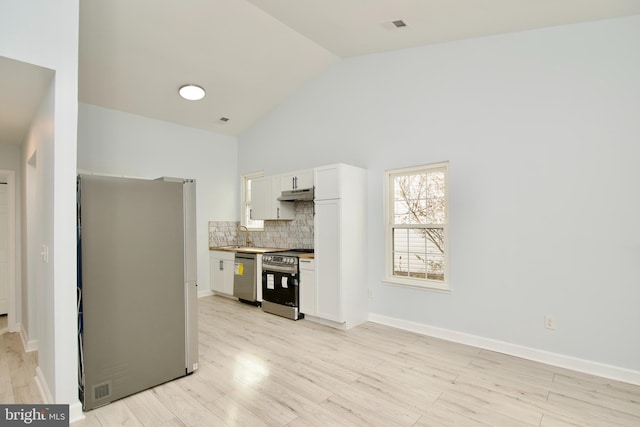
[
  {"xmin": 299, "ymin": 258, "xmax": 315, "ymax": 316},
  {"xmin": 256, "ymin": 254, "xmax": 263, "ymax": 302},
  {"xmin": 311, "ymin": 164, "xmax": 368, "ymax": 329},
  {"xmin": 209, "ymin": 250, "xmax": 235, "ymax": 296}
]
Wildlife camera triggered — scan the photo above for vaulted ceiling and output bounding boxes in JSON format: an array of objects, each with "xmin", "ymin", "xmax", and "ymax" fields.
[{"xmin": 2, "ymin": 1, "xmax": 640, "ymax": 145}]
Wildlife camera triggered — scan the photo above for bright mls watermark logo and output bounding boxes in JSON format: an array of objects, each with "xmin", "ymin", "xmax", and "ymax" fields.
[{"xmin": 0, "ymin": 405, "xmax": 68, "ymax": 426}]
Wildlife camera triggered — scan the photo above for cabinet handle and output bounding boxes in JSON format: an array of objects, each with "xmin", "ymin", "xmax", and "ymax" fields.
[
  {"xmin": 292, "ymin": 176, "xmax": 296, "ymax": 189},
  {"xmin": 249, "ymin": 208, "xmax": 252, "ymax": 220},
  {"xmin": 219, "ymin": 260, "xmax": 224, "ymax": 270},
  {"xmin": 277, "ymin": 207, "xmax": 280, "ymax": 218},
  {"xmin": 300, "ymin": 260, "xmax": 311, "ymax": 263}
]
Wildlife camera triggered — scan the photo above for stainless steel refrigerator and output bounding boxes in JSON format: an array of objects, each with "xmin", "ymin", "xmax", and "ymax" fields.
[{"xmin": 77, "ymin": 175, "xmax": 198, "ymax": 411}]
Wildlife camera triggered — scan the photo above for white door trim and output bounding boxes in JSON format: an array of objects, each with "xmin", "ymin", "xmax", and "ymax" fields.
[{"xmin": 0, "ymin": 169, "xmax": 17, "ymax": 333}]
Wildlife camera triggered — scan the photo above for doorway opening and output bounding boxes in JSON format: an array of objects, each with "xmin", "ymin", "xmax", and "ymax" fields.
[{"xmin": 0, "ymin": 170, "xmax": 16, "ymax": 335}]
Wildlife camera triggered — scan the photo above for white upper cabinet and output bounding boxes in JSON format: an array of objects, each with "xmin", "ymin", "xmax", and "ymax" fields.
[
  {"xmin": 250, "ymin": 176, "xmax": 270, "ymax": 220},
  {"xmin": 251, "ymin": 175, "xmax": 294, "ymax": 220},
  {"xmin": 281, "ymin": 169, "xmax": 314, "ymax": 191},
  {"xmin": 314, "ymin": 164, "xmax": 341, "ymax": 200}
]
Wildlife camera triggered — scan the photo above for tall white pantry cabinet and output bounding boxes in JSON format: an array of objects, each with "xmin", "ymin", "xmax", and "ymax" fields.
[{"xmin": 312, "ymin": 164, "xmax": 368, "ymax": 330}]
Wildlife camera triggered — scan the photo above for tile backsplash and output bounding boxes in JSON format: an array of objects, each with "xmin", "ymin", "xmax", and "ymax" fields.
[{"xmin": 209, "ymin": 202, "xmax": 314, "ymax": 249}]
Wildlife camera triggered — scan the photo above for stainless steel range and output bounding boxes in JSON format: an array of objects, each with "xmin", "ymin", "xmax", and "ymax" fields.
[{"xmin": 261, "ymin": 249, "xmax": 313, "ymax": 320}]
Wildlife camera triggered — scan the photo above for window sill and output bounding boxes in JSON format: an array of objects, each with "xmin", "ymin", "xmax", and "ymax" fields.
[{"xmin": 383, "ymin": 276, "xmax": 451, "ymax": 293}]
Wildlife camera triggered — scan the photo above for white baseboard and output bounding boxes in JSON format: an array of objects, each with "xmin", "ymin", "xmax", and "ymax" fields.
[
  {"xmin": 35, "ymin": 366, "xmax": 53, "ymax": 404},
  {"xmin": 209, "ymin": 292, "xmax": 238, "ymax": 301},
  {"xmin": 304, "ymin": 314, "xmax": 347, "ymax": 331},
  {"xmin": 69, "ymin": 402, "xmax": 85, "ymax": 424},
  {"xmin": 35, "ymin": 366, "xmax": 85, "ymax": 423},
  {"xmin": 198, "ymin": 289, "xmax": 213, "ymax": 298},
  {"xmin": 368, "ymin": 313, "xmax": 640, "ymax": 386},
  {"xmin": 18, "ymin": 322, "xmax": 38, "ymax": 352}
]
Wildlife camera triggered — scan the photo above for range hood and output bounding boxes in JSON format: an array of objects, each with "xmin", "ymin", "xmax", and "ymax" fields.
[{"xmin": 277, "ymin": 187, "xmax": 314, "ymax": 201}]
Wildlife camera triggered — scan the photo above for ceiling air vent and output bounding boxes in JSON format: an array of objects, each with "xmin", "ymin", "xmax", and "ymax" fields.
[{"xmin": 381, "ymin": 19, "xmax": 408, "ymax": 30}]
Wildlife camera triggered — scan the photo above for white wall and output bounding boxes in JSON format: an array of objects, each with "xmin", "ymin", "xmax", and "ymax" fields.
[
  {"xmin": 77, "ymin": 103, "xmax": 239, "ymax": 296},
  {"xmin": 0, "ymin": 145, "xmax": 20, "ymax": 169},
  {"xmin": 239, "ymin": 16, "xmax": 640, "ymax": 374},
  {"xmin": 0, "ymin": 0, "xmax": 80, "ymax": 415},
  {"xmin": 21, "ymin": 79, "xmax": 55, "ymax": 392}
]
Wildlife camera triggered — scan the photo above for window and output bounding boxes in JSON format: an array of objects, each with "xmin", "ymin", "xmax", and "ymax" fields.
[
  {"xmin": 242, "ymin": 172, "xmax": 264, "ymax": 230},
  {"xmin": 385, "ymin": 162, "xmax": 449, "ymax": 290}
]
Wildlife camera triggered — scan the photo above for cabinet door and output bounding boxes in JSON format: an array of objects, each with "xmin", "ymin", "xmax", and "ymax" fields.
[
  {"xmin": 314, "ymin": 199, "xmax": 343, "ymax": 322},
  {"xmin": 210, "ymin": 252, "xmax": 235, "ymax": 295},
  {"xmin": 299, "ymin": 259, "xmax": 315, "ymax": 316},
  {"xmin": 314, "ymin": 165, "xmax": 340, "ymax": 200},
  {"xmin": 250, "ymin": 177, "xmax": 271, "ymax": 220},
  {"xmin": 252, "ymin": 176, "xmax": 294, "ymax": 220},
  {"xmin": 282, "ymin": 169, "xmax": 314, "ymax": 191},
  {"xmin": 281, "ymin": 172, "xmax": 296, "ymax": 191},
  {"xmin": 222, "ymin": 260, "xmax": 235, "ymax": 294},
  {"xmin": 295, "ymin": 169, "xmax": 314, "ymax": 190},
  {"xmin": 210, "ymin": 255, "xmax": 225, "ymax": 293},
  {"xmin": 256, "ymin": 254, "xmax": 263, "ymax": 302},
  {"xmin": 272, "ymin": 176, "xmax": 294, "ymax": 219}
]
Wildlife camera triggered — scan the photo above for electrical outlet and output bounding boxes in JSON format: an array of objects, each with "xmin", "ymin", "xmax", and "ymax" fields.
[{"xmin": 544, "ymin": 315, "xmax": 556, "ymax": 330}]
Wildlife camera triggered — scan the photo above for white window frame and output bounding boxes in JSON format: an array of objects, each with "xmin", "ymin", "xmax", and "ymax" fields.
[
  {"xmin": 384, "ymin": 162, "xmax": 450, "ymax": 291},
  {"xmin": 241, "ymin": 171, "xmax": 264, "ymax": 230}
]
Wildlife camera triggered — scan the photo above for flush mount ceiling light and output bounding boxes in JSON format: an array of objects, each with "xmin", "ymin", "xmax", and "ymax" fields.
[{"xmin": 178, "ymin": 84, "xmax": 206, "ymax": 101}]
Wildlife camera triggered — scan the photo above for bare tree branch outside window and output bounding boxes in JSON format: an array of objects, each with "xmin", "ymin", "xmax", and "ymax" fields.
[{"xmin": 392, "ymin": 168, "xmax": 446, "ymax": 281}]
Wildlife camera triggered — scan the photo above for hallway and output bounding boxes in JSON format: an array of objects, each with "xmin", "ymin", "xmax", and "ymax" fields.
[{"xmin": 0, "ymin": 322, "xmax": 42, "ymax": 404}]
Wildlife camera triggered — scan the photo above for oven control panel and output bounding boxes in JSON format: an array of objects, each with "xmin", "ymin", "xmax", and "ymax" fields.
[{"xmin": 263, "ymin": 254, "xmax": 298, "ymax": 266}]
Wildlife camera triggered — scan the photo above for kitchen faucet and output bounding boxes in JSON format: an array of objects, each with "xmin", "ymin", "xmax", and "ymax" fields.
[{"xmin": 236, "ymin": 225, "xmax": 252, "ymax": 247}]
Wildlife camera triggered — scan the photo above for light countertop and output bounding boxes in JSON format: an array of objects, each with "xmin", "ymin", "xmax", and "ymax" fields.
[{"xmin": 210, "ymin": 246, "xmax": 315, "ymax": 258}]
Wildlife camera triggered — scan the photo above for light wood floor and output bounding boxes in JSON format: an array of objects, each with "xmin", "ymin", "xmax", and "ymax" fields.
[
  {"xmin": 3, "ymin": 297, "xmax": 640, "ymax": 426},
  {"xmin": 0, "ymin": 325, "xmax": 42, "ymax": 404}
]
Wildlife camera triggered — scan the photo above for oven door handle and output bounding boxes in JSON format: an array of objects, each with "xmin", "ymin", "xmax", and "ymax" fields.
[{"xmin": 263, "ymin": 264, "xmax": 297, "ymax": 274}]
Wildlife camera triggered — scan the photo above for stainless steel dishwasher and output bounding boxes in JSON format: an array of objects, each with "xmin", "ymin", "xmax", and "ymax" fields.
[{"xmin": 233, "ymin": 252, "xmax": 257, "ymax": 305}]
